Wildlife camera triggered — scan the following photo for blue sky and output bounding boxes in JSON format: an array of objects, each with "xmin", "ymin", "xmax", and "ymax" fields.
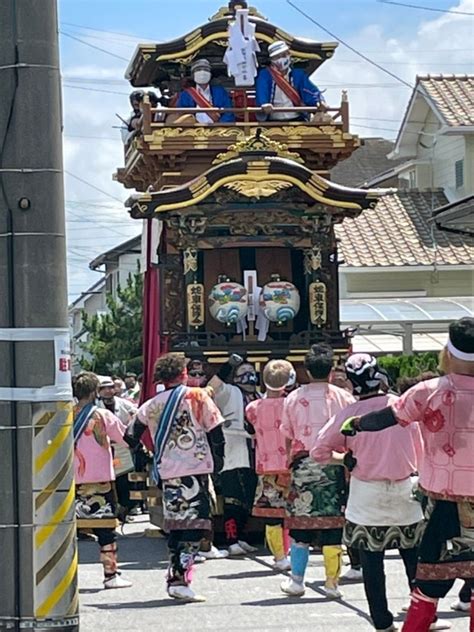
[{"xmin": 59, "ymin": 0, "xmax": 474, "ymax": 300}]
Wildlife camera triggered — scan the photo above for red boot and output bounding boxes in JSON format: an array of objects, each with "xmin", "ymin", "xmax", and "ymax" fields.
[{"xmin": 402, "ymin": 588, "xmax": 438, "ymax": 632}]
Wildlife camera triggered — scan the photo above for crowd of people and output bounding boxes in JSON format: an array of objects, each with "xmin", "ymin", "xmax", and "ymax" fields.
[
  {"xmin": 121, "ymin": 39, "xmax": 330, "ymax": 145},
  {"xmin": 72, "ymin": 316, "xmax": 474, "ymax": 632}
]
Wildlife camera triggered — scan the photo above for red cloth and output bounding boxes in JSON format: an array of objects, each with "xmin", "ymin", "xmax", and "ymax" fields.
[
  {"xmin": 139, "ymin": 219, "xmax": 164, "ymax": 451},
  {"xmin": 268, "ymin": 67, "xmax": 302, "ymax": 106},
  {"xmin": 185, "ymin": 87, "xmax": 220, "ymax": 122}
]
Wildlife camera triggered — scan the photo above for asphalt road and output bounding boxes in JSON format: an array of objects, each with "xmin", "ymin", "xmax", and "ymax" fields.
[{"xmin": 78, "ymin": 517, "xmax": 470, "ymax": 632}]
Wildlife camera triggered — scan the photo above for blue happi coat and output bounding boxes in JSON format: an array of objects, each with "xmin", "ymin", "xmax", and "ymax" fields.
[
  {"xmin": 176, "ymin": 85, "xmax": 235, "ymax": 122},
  {"xmin": 255, "ymin": 67, "xmax": 323, "ymax": 120}
]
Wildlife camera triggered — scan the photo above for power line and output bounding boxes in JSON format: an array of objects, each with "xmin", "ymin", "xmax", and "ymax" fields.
[
  {"xmin": 336, "ymin": 59, "xmax": 474, "ymax": 66},
  {"xmin": 286, "ymin": 0, "xmax": 414, "ymax": 89},
  {"xmin": 63, "ymin": 76, "xmax": 127, "ymax": 85},
  {"xmin": 60, "ymin": 21, "xmax": 147, "ymax": 40},
  {"xmin": 60, "ymin": 29, "xmax": 141, "ymax": 48},
  {"xmin": 65, "ymin": 170, "xmax": 124, "ymax": 203},
  {"xmin": 66, "ymin": 210, "xmax": 132, "ymax": 239},
  {"xmin": 63, "ymin": 83, "xmax": 129, "ymax": 96},
  {"xmin": 64, "ymin": 134, "xmax": 119, "ymax": 141},
  {"xmin": 59, "ymin": 31, "xmax": 129, "ymax": 62},
  {"xmin": 376, "ymin": 0, "xmax": 474, "ymax": 16}
]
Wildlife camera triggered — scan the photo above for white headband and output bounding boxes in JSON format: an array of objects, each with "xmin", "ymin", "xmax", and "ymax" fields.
[
  {"xmin": 447, "ymin": 339, "xmax": 474, "ymax": 362},
  {"xmin": 264, "ymin": 383, "xmax": 285, "ymax": 392}
]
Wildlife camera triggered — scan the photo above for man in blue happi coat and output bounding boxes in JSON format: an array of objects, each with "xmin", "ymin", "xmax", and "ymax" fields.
[
  {"xmin": 176, "ymin": 59, "xmax": 235, "ymax": 124},
  {"xmin": 255, "ymin": 40, "xmax": 325, "ymax": 122}
]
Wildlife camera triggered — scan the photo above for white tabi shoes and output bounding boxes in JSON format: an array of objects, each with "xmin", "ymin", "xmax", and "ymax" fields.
[
  {"xmin": 168, "ymin": 584, "xmax": 206, "ymax": 602},
  {"xmin": 103, "ymin": 575, "xmax": 132, "ymax": 589}
]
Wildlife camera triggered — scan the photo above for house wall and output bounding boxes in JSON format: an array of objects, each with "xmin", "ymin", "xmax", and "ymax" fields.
[
  {"xmin": 396, "ymin": 106, "xmax": 474, "ymax": 199},
  {"xmin": 70, "ymin": 290, "xmax": 106, "ymax": 371},
  {"xmin": 465, "ymin": 134, "xmax": 474, "ymax": 195},
  {"xmin": 118, "ymin": 253, "xmax": 141, "ymax": 289},
  {"xmin": 432, "ymin": 136, "xmax": 466, "ymax": 198},
  {"xmin": 340, "ymin": 268, "xmax": 474, "ymax": 298}
]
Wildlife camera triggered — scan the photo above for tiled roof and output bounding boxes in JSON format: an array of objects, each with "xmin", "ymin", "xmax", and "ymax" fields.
[
  {"xmin": 330, "ymin": 138, "xmax": 404, "ymax": 187},
  {"xmin": 336, "ymin": 190, "xmax": 474, "ymax": 267},
  {"xmin": 418, "ymin": 75, "xmax": 474, "ymax": 127}
]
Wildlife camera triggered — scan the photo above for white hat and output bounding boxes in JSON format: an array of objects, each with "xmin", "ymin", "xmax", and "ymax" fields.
[
  {"xmin": 98, "ymin": 376, "xmax": 114, "ymax": 388},
  {"xmin": 268, "ymin": 40, "xmax": 290, "ymax": 58}
]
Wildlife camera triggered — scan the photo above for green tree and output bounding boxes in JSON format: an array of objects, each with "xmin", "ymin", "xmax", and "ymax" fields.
[
  {"xmin": 79, "ymin": 271, "xmax": 143, "ymax": 375},
  {"xmin": 378, "ymin": 352, "xmax": 439, "ymax": 384}
]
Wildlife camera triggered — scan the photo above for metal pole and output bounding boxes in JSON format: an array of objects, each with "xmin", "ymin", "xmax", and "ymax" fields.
[{"xmin": 0, "ymin": 1, "xmax": 79, "ymax": 630}]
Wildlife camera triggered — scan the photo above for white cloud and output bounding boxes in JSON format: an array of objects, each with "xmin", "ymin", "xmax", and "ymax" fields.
[{"xmin": 316, "ymin": 0, "xmax": 474, "ymax": 138}]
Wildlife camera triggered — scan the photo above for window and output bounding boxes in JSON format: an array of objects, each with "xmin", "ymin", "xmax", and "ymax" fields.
[
  {"xmin": 408, "ymin": 169, "xmax": 416, "ymax": 188},
  {"xmin": 455, "ymin": 159, "xmax": 464, "ymax": 189}
]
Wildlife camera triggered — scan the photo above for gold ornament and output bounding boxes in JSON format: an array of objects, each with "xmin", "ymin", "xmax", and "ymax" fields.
[
  {"xmin": 223, "ymin": 180, "xmax": 292, "ymax": 198},
  {"xmin": 213, "ymin": 131, "xmax": 304, "ymax": 164},
  {"xmin": 183, "ymin": 248, "xmax": 198, "ymax": 275},
  {"xmin": 304, "ymin": 247, "xmax": 322, "ymax": 275}
]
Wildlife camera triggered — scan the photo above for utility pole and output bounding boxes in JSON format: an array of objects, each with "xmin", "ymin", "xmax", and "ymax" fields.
[{"xmin": 0, "ymin": 1, "xmax": 78, "ymax": 631}]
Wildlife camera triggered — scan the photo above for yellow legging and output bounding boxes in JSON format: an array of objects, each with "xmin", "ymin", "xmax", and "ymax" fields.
[
  {"xmin": 265, "ymin": 524, "xmax": 286, "ymax": 560},
  {"xmin": 323, "ymin": 545, "xmax": 342, "ymax": 582}
]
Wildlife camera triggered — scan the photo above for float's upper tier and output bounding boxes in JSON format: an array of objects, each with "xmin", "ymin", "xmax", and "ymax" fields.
[{"xmin": 125, "ymin": 4, "xmax": 338, "ymax": 88}]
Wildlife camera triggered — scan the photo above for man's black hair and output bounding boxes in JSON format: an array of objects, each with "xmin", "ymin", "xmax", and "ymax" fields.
[
  {"xmin": 304, "ymin": 343, "xmax": 334, "ymax": 380},
  {"xmin": 449, "ymin": 317, "xmax": 474, "ymax": 354},
  {"xmin": 129, "ymin": 90, "xmax": 144, "ymax": 104}
]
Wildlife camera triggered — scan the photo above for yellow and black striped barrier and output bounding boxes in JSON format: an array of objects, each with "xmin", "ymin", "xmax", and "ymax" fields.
[{"xmin": 33, "ymin": 402, "xmax": 79, "ymax": 628}]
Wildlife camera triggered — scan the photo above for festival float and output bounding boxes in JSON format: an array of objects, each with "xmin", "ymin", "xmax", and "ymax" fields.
[{"xmin": 117, "ymin": 0, "xmax": 391, "ymax": 527}]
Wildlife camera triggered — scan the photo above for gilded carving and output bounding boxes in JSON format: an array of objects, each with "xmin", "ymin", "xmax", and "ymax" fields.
[
  {"xmin": 208, "ymin": 210, "xmax": 299, "ymax": 237},
  {"xmin": 304, "ymin": 246, "xmax": 322, "ymax": 275},
  {"xmin": 163, "ymin": 261, "xmax": 184, "ymax": 333},
  {"xmin": 183, "ymin": 248, "xmax": 198, "ymax": 276},
  {"xmin": 213, "ymin": 131, "xmax": 304, "ymax": 165},
  {"xmin": 167, "ymin": 214, "xmax": 207, "ymax": 248},
  {"xmin": 223, "ymin": 180, "xmax": 292, "ymax": 198},
  {"xmin": 146, "ymin": 126, "xmax": 244, "ymax": 149}
]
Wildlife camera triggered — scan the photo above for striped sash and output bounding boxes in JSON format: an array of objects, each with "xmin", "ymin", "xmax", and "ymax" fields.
[
  {"xmin": 152, "ymin": 385, "xmax": 187, "ymax": 484},
  {"xmin": 268, "ymin": 67, "xmax": 302, "ymax": 106}
]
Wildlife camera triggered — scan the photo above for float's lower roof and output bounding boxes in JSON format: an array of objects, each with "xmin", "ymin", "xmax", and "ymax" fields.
[{"xmin": 127, "ymin": 149, "xmax": 391, "ymax": 218}]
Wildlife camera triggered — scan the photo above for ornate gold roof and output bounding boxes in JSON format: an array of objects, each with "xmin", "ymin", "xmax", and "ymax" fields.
[
  {"xmin": 127, "ymin": 134, "xmax": 393, "ymax": 218},
  {"xmin": 125, "ymin": 2, "xmax": 337, "ymax": 87}
]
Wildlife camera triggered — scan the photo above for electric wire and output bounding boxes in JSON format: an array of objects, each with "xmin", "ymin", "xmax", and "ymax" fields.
[
  {"xmin": 285, "ymin": 0, "xmax": 414, "ymax": 89},
  {"xmin": 376, "ymin": 0, "xmax": 474, "ymax": 16},
  {"xmin": 59, "ymin": 31, "xmax": 129, "ymax": 62}
]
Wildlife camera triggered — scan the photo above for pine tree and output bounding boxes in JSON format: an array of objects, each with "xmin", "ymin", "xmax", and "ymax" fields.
[{"xmin": 79, "ymin": 271, "xmax": 143, "ymax": 375}]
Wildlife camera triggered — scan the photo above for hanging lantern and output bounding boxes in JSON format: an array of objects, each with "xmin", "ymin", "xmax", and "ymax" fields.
[
  {"xmin": 208, "ymin": 281, "xmax": 248, "ymax": 325},
  {"xmin": 260, "ymin": 279, "xmax": 300, "ymax": 325}
]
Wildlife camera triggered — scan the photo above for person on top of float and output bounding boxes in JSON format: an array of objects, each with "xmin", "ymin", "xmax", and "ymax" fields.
[
  {"xmin": 176, "ymin": 58, "xmax": 235, "ymax": 124},
  {"xmin": 341, "ymin": 317, "xmax": 474, "ymax": 632},
  {"xmin": 255, "ymin": 40, "xmax": 325, "ymax": 122}
]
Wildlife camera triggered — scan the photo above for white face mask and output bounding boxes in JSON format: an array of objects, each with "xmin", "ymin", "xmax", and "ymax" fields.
[
  {"xmin": 274, "ymin": 56, "xmax": 291, "ymax": 73},
  {"xmin": 194, "ymin": 70, "xmax": 211, "ymax": 85}
]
